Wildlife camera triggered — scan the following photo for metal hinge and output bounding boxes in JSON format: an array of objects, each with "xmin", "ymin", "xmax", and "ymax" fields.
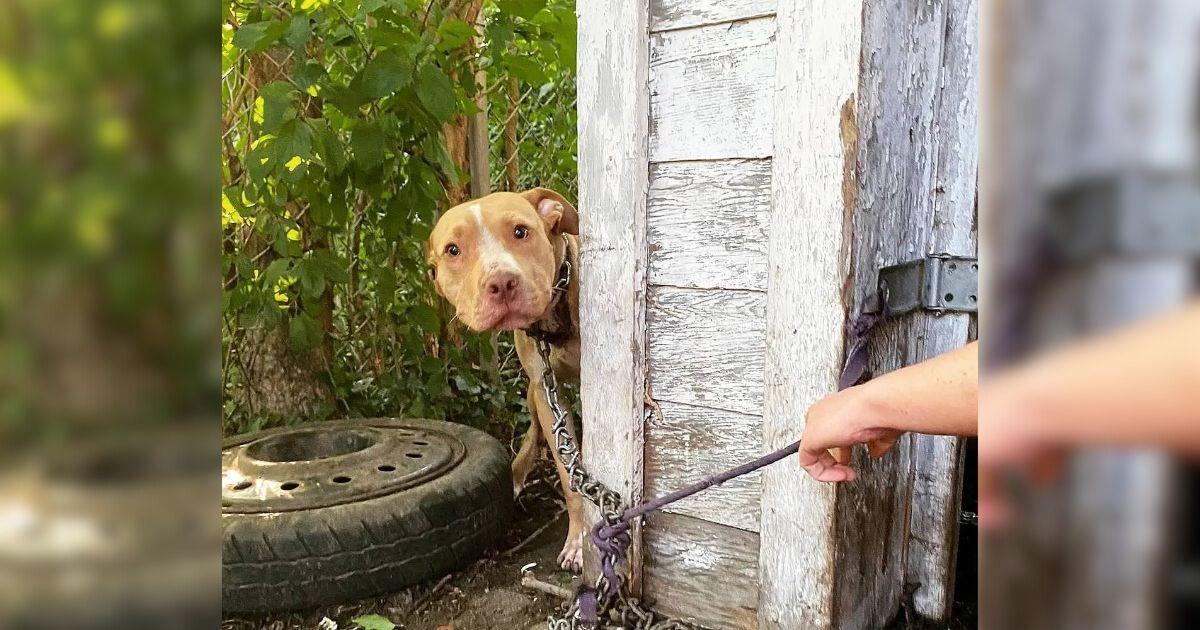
[
  {"xmin": 878, "ymin": 254, "xmax": 979, "ymax": 315},
  {"xmin": 1047, "ymin": 172, "xmax": 1200, "ymax": 261}
]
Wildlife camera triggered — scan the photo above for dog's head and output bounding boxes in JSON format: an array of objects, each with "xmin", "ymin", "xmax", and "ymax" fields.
[{"xmin": 427, "ymin": 188, "xmax": 578, "ymax": 332}]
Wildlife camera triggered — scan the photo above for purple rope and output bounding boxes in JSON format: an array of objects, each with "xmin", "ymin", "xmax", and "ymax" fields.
[
  {"xmin": 588, "ymin": 440, "xmax": 802, "ymax": 599},
  {"xmin": 579, "ymin": 288, "xmax": 889, "ymax": 610}
]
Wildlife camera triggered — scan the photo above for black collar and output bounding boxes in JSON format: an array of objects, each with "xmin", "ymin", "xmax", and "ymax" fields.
[{"xmin": 523, "ymin": 240, "xmax": 574, "ymax": 346}]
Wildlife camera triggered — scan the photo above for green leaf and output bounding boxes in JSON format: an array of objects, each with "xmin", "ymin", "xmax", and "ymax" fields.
[
  {"xmin": 504, "ymin": 55, "xmax": 547, "ymax": 85},
  {"xmin": 272, "ymin": 224, "xmax": 292, "ymax": 256},
  {"xmin": 288, "ymin": 312, "xmax": 323, "ymax": 350},
  {"xmin": 486, "ymin": 20, "xmax": 514, "ymax": 54},
  {"xmin": 497, "ymin": 0, "xmax": 547, "ymax": 20},
  {"xmin": 292, "ymin": 61, "xmax": 326, "ymax": 89},
  {"xmin": 410, "ymin": 304, "xmax": 441, "ymax": 332},
  {"xmin": 375, "ymin": 267, "xmax": 397, "ymax": 307},
  {"xmin": 420, "ymin": 356, "xmax": 443, "ymax": 373},
  {"xmin": 352, "ymin": 614, "xmax": 396, "ymax": 630},
  {"xmin": 350, "ymin": 119, "xmax": 386, "ymax": 170},
  {"xmin": 260, "ymin": 258, "xmax": 291, "ymax": 287},
  {"xmin": 286, "ymin": 16, "xmax": 312, "ymax": 51},
  {"xmin": 360, "ymin": 51, "xmax": 414, "ymax": 99},
  {"xmin": 414, "ymin": 63, "xmax": 457, "ymax": 122},
  {"xmin": 324, "ymin": 84, "xmax": 366, "ymax": 116},
  {"xmin": 295, "ymin": 258, "xmax": 326, "ymax": 298},
  {"xmin": 308, "ymin": 194, "xmax": 333, "ymax": 226},
  {"xmin": 421, "ymin": 141, "xmax": 459, "ymax": 190},
  {"xmin": 369, "ymin": 23, "xmax": 418, "ymax": 49},
  {"xmin": 272, "ymin": 119, "xmax": 313, "ymax": 174},
  {"xmin": 258, "ymin": 82, "xmax": 296, "ymax": 133},
  {"xmin": 309, "ymin": 119, "xmax": 348, "ymax": 174},
  {"xmin": 436, "ymin": 18, "xmax": 476, "ymax": 51},
  {"xmin": 233, "ymin": 20, "xmax": 288, "ymax": 53},
  {"xmin": 381, "ymin": 196, "xmax": 408, "ymax": 240},
  {"xmin": 311, "ymin": 250, "xmax": 349, "ymax": 283},
  {"xmin": 358, "ymin": 0, "xmax": 386, "ymax": 16}
]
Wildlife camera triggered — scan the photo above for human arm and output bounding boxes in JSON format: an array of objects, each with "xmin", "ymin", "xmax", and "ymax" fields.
[{"xmin": 799, "ymin": 341, "xmax": 979, "ymax": 482}]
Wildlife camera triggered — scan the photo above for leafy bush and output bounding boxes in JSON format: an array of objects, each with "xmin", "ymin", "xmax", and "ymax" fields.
[{"xmin": 221, "ymin": 0, "xmax": 577, "ymax": 438}]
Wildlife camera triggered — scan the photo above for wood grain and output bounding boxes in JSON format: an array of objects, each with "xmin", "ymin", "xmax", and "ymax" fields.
[
  {"xmin": 576, "ymin": 0, "xmax": 650, "ymax": 593},
  {"xmin": 758, "ymin": 0, "xmax": 864, "ymax": 628},
  {"xmin": 650, "ymin": 0, "xmax": 777, "ymax": 32},
  {"xmin": 829, "ymin": 0, "xmax": 980, "ymax": 624},
  {"xmin": 649, "ymin": 17, "xmax": 776, "ymax": 162},
  {"xmin": 644, "ymin": 512, "xmax": 760, "ymax": 630},
  {"xmin": 648, "ymin": 160, "xmax": 772, "ymax": 291},
  {"xmin": 645, "ymin": 399, "xmax": 763, "ymax": 532},
  {"xmin": 646, "ymin": 285, "xmax": 766, "ymax": 416}
]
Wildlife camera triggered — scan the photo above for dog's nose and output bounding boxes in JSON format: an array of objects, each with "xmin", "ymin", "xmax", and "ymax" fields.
[{"xmin": 483, "ymin": 272, "xmax": 520, "ymax": 302}]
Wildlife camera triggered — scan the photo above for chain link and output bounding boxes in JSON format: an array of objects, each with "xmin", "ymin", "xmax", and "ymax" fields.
[{"xmin": 534, "ymin": 335, "xmax": 697, "ymax": 630}]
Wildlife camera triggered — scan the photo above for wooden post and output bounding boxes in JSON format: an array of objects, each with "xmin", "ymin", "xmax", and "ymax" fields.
[
  {"xmin": 759, "ymin": 0, "xmax": 865, "ymax": 627},
  {"xmin": 503, "ymin": 77, "xmax": 520, "ymax": 190},
  {"xmin": 905, "ymin": 1, "xmax": 979, "ymax": 617},
  {"xmin": 467, "ymin": 13, "xmax": 490, "ymax": 200},
  {"xmin": 577, "ymin": 0, "xmax": 650, "ymax": 592},
  {"xmin": 831, "ymin": 0, "xmax": 979, "ymax": 624}
]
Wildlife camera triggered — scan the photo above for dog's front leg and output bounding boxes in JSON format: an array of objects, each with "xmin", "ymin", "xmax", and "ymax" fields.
[{"xmin": 529, "ymin": 382, "xmax": 585, "ymax": 573}]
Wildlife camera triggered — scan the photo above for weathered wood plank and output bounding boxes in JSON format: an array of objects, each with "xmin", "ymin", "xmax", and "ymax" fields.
[
  {"xmin": 644, "ymin": 512, "xmax": 760, "ymax": 630},
  {"xmin": 830, "ymin": 0, "xmax": 979, "ymax": 624},
  {"xmin": 576, "ymin": 0, "xmax": 650, "ymax": 592},
  {"xmin": 645, "ymin": 400, "xmax": 763, "ymax": 532},
  {"xmin": 649, "ymin": 17, "xmax": 776, "ymax": 162},
  {"xmin": 758, "ymin": 0, "xmax": 864, "ymax": 627},
  {"xmin": 646, "ymin": 286, "xmax": 766, "ymax": 416},
  {"xmin": 905, "ymin": 0, "xmax": 980, "ymax": 619},
  {"xmin": 650, "ymin": 0, "xmax": 776, "ymax": 32},
  {"xmin": 648, "ymin": 160, "xmax": 772, "ymax": 291}
]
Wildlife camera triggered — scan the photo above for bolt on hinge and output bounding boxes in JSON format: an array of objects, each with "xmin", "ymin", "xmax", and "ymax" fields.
[{"xmin": 878, "ymin": 254, "xmax": 979, "ymax": 316}]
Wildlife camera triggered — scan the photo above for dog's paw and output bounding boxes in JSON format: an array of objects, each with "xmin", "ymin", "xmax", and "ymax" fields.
[
  {"xmin": 558, "ymin": 534, "xmax": 584, "ymax": 573},
  {"xmin": 512, "ymin": 481, "xmax": 525, "ymax": 499}
]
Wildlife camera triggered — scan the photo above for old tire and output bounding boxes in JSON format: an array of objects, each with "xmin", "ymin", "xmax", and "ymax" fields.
[{"xmin": 221, "ymin": 418, "xmax": 512, "ymax": 613}]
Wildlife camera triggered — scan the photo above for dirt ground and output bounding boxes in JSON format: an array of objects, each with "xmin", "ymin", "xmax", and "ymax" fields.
[
  {"xmin": 222, "ymin": 459, "xmax": 977, "ymax": 630},
  {"xmin": 222, "ymin": 463, "xmax": 579, "ymax": 630}
]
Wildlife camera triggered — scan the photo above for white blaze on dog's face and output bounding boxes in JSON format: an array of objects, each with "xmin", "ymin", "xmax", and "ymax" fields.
[{"xmin": 427, "ymin": 188, "xmax": 578, "ymax": 332}]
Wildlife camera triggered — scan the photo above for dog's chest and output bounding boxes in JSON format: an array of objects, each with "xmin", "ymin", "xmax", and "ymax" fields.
[{"xmin": 547, "ymin": 339, "xmax": 581, "ymax": 382}]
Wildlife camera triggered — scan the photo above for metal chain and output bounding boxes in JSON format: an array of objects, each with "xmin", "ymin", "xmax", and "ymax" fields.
[{"xmin": 534, "ymin": 337, "xmax": 697, "ymax": 630}]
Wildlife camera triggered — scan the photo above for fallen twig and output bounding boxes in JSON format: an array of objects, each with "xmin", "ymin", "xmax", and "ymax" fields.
[
  {"xmin": 503, "ymin": 509, "xmax": 565, "ymax": 557},
  {"xmin": 520, "ymin": 575, "xmax": 573, "ymax": 600},
  {"xmin": 408, "ymin": 573, "xmax": 455, "ymax": 615}
]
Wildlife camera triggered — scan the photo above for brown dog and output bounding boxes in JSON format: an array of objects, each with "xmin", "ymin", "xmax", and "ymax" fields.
[{"xmin": 427, "ymin": 188, "xmax": 585, "ymax": 572}]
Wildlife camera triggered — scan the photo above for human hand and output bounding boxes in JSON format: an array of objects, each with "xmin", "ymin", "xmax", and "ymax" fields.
[{"xmin": 798, "ymin": 386, "xmax": 904, "ymax": 482}]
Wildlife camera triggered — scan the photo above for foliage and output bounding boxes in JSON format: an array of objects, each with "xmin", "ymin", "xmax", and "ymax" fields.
[
  {"xmin": 351, "ymin": 613, "xmax": 397, "ymax": 630},
  {"xmin": 221, "ymin": 0, "xmax": 578, "ymax": 437},
  {"xmin": 1, "ymin": 0, "xmax": 217, "ymax": 445}
]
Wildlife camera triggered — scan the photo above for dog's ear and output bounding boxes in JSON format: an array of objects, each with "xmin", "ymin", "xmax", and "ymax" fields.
[{"xmin": 521, "ymin": 187, "xmax": 578, "ymax": 235}]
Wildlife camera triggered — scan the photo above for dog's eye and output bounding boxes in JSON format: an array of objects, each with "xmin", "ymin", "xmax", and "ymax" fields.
[
  {"xmin": 445, "ymin": 243, "xmax": 460, "ymax": 257},
  {"xmin": 513, "ymin": 225, "xmax": 529, "ymax": 240}
]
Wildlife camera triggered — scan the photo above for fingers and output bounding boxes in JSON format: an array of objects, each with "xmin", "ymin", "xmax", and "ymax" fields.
[
  {"xmin": 834, "ymin": 446, "xmax": 852, "ymax": 465},
  {"xmin": 799, "ymin": 446, "xmax": 857, "ymax": 482}
]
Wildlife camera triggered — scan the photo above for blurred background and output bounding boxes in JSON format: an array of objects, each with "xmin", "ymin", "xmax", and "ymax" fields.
[
  {"xmin": 2, "ymin": 0, "xmax": 578, "ymax": 627},
  {"xmin": 1, "ymin": 0, "xmax": 220, "ymax": 627},
  {"xmin": 0, "ymin": 0, "xmax": 1196, "ymax": 627},
  {"xmin": 982, "ymin": 0, "xmax": 1199, "ymax": 629}
]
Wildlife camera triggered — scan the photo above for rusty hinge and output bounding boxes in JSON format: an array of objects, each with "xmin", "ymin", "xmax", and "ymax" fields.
[{"xmin": 878, "ymin": 254, "xmax": 979, "ymax": 316}]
